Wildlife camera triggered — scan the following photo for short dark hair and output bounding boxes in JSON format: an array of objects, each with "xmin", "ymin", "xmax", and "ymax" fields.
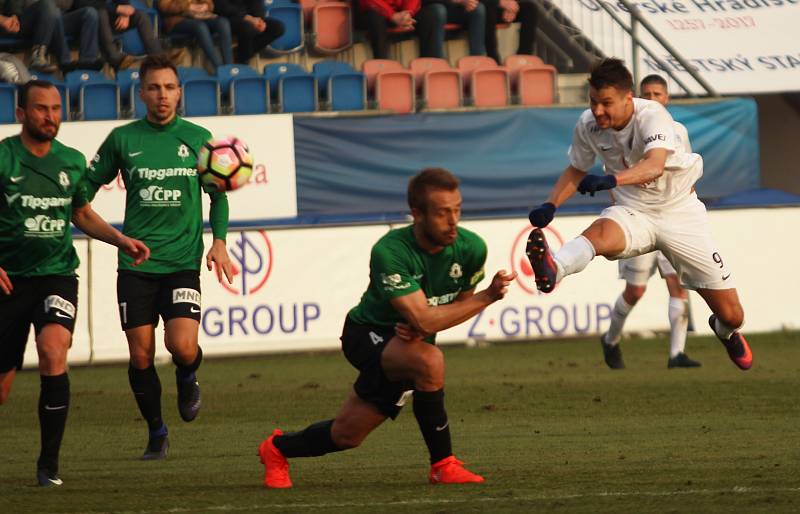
[
  {"xmin": 588, "ymin": 58, "xmax": 633, "ymax": 92},
  {"xmin": 640, "ymin": 74, "xmax": 668, "ymax": 91},
  {"xmin": 407, "ymin": 168, "xmax": 460, "ymax": 212},
  {"xmin": 139, "ymin": 54, "xmax": 178, "ymax": 84},
  {"xmin": 18, "ymin": 79, "xmax": 55, "ymax": 108}
]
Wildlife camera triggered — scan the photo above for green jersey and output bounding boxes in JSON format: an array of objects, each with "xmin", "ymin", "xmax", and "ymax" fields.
[
  {"xmin": 348, "ymin": 225, "xmax": 487, "ymax": 337},
  {"xmin": 85, "ymin": 117, "xmax": 228, "ymax": 274},
  {"xmin": 0, "ymin": 136, "xmax": 89, "ymax": 277}
]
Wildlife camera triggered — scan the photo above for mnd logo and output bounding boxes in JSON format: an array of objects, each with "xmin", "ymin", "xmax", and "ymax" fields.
[
  {"xmin": 220, "ymin": 231, "xmax": 273, "ymax": 296},
  {"xmin": 44, "ymin": 295, "xmax": 76, "ymax": 318}
]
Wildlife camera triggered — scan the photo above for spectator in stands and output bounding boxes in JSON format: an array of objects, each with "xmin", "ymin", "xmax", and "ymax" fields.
[
  {"xmin": 213, "ymin": 0, "xmax": 283, "ymax": 63},
  {"xmin": 423, "ymin": 0, "xmax": 486, "ymax": 58},
  {"xmin": 0, "ymin": 0, "xmax": 99, "ymax": 73},
  {"xmin": 72, "ymin": 0, "xmax": 162, "ymax": 70},
  {"xmin": 481, "ymin": 0, "xmax": 535, "ymax": 64},
  {"xmin": 158, "ymin": 0, "xmax": 233, "ymax": 70}
]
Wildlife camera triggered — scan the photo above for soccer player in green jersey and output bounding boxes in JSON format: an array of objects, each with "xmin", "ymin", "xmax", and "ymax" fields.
[
  {"xmin": 0, "ymin": 80, "xmax": 149, "ymax": 487},
  {"xmin": 83, "ymin": 55, "xmax": 233, "ymax": 460},
  {"xmin": 258, "ymin": 168, "xmax": 517, "ymax": 488}
]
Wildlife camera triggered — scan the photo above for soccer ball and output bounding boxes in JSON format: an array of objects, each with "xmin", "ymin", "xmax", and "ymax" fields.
[{"xmin": 197, "ymin": 136, "xmax": 253, "ymax": 192}]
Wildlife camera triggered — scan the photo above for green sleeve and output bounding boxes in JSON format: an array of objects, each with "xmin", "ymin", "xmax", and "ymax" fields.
[
  {"xmin": 84, "ymin": 131, "xmax": 119, "ymax": 201},
  {"xmin": 206, "ymin": 185, "xmax": 229, "ymax": 241},
  {"xmin": 73, "ymin": 177, "xmax": 90, "ymax": 209},
  {"xmin": 370, "ymin": 241, "xmax": 421, "ymax": 299},
  {"xmin": 465, "ymin": 237, "xmax": 487, "ymax": 290}
]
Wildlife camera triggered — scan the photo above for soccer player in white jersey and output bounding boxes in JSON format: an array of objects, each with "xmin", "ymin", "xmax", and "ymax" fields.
[
  {"xmin": 601, "ymin": 74, "xmax": 700, "ymax": 369},
  {"xmin": 526, "ymin": 58, "xmax": 752, "ymax": 371}
]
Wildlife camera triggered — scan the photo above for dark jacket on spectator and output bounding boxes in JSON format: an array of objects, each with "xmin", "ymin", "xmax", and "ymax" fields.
[{"xmin": 213, "ymin": 0, "xmax": 263, "ymax": 20}]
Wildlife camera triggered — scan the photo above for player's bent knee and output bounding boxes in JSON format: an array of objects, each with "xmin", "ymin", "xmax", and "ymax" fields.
[
  {"xmin": 719, "ymin": 307, "xmax": 744, "ymax": 330},
  {"xmin": 418, "ymin": 348, "xmax": 445, "ymax": 384}
]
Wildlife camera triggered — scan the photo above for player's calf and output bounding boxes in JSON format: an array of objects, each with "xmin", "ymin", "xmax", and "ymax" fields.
[{"xmin": 708, "ymin": 315, "xmax": 752, "ymax": 370}]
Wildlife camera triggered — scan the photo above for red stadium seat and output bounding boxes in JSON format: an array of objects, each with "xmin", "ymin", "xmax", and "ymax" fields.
[
  {"xmin": 409, "ymin": 57, "xmax": 451, "ymax": 93},
  {"xmin": 362, "ymin": 59, "xmax": 405, "ymax": 91},
  {"xmin": 375, "ymin": 71, "xmax": 415, "ymax": 113},
  {"xmin": 504, "ymin": 54, "xmax": 544, "ymax": 69},
  {"xmin": 311, "ymin": 2, "xmax": 352, "ymax": 54},
  {"xmin": 471, "ymin": 68, "xmax": 509, "ymax": 108},
  {"xmin": 456, "ymin": 55, "xmax": 498, "ymax": 91},
  {"xmin": 516, "ymin": 65, "xmax": 557, "ymax": 106},
  {"xmin": 423, "ymin": 70, "xmax": 462, "ymax": 109}
]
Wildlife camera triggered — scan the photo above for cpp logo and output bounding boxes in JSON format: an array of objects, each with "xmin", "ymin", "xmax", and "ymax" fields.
[
  {"xmin": 510, "ymin": 224, "xmax": 564, "ymax": 295},
  {"xmin": 220, "ymin": 231, "xmax": 273, "ymax": 296}
]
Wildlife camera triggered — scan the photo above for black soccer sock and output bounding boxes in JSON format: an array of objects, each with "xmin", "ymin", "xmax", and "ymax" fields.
[
  {"xmin": 128, "ymin": 364, "xmax": 164, "ymax": 433},
  {"xmin": 272, "ymin": 419, "xmax": 343, "ymax": 458},
  {"xmin": 413, "ymin": 389, "xmax": 452, "ymax": 464},
  {"xmin": 37, "ymin": 373, "xmax": 70, "ymax": 473},
  {"xmin": 174, "ymin": 346, "xmax": 203, "ymax": 382}
]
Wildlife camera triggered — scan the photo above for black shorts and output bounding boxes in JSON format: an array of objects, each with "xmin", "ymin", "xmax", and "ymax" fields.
[
  {"xmin": 340, "ymin": 316, "xmax": 414, "ymax": 419},
  {"xmin": 117, "ymin": 270, "xmax": 201, "ymax": 330},
  {"xmin": 0, "ymin": 275, "xmax": 78, "ymax": 373}
]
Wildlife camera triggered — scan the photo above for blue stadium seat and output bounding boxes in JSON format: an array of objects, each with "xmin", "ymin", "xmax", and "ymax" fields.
[
  {"xmin": 178, "ymin": 66, "xmax": 213, "ymax": 82},
  {"xmin": 231, "ymin": 77, "xmax": 270, "ymax": 114},
  {"xmin": 265, "ymin": 4, "xmax": 304, "ymax": 54},
  {"xmin": 0, "ymin": 83, "xmax": 16, "ymax": 124},
  {"xmin": 116, "ymin": 69, "xmax": 141, "ymax": 118},
  {"xmin": 65, "ymin": 70, "xmax": 107, "ymax": 102},
  {"xmin": 329, "ymin": 73, "xmax": 365, "ymax": 111},
  {"xmin": 279, "ymin": 73, "xmax": 317, "ymax": 113},
  {"xmin": 81, "ymin": 82, "xmax": 120, "ymax": 120},
  {"xmin": 66, "ymin": 70, "xmax": 114, "ymax": 119},
  {"xmin": 312, "ymin": 60, "xmax": 353, "ymax": 97},
  {"xmin": 216, "ymin": 64, "xmax": 260, "ymax": 105},
  {"xmin": 263, "ymin": 62, "xmax": 305, "ymax": 102},
  {"xmin": 181, "ymin": 79, "xmax": 220, "ymax": 116}
]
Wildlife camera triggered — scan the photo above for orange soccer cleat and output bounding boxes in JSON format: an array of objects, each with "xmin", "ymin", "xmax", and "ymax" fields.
[
  {"xmin": 709, "ymin": 315, "xmax": 753, "ymax": 370},
  {"xmin": 429, "ymin": 455, "xmax": 485, "ymax": 485},
  {"xmin": 258, "ymin": 429, "xmax": 293, "ymax": 488}
]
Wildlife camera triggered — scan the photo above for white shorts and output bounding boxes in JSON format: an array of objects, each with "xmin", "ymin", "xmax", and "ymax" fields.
[
  {"xmin": 600, "ymin": 195, "xmax": 735, "ymax": 290},
  {"xmin": 618, "ymin": 251, "xmax": 677, "ymax": 286}
]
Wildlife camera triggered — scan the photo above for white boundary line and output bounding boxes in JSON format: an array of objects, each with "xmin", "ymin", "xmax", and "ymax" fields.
[{"xmin": 97, "ymin": 486, "xmax": 800, "ymax": 514}]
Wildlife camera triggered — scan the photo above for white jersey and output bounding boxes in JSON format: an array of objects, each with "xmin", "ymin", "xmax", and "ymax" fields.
[
  {"xmin": 674, "ymin": 120, "xmax": 691, "ymax": 154},
  {"xmin": 568, "ymin": 98, "xmax": 702, "ymax": 211}
]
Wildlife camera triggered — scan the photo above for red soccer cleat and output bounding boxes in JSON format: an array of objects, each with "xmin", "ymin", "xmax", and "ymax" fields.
[
  {"xmin": 429, "ymin": 455, "xmax": 485, "ymax": 485},
  {"xmin": 525, "ymin": 228, "xmax": 558, "ymax": 293},
  {"xmin": 708, "ymin": 315, "xmax": 753, "ymax": 370},
  {"xmin": 258, "ymin": 429, "xmax": 292, "ymax": 488}
]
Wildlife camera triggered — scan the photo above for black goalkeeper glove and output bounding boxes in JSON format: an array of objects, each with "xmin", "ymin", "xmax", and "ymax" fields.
[
  {"xmin": 528, "ymin": 202, "xmax": 556, "ymax": 228},
  {"xmin": 577, "ymin": 174, "xmax": 617, "ymax": 196}
]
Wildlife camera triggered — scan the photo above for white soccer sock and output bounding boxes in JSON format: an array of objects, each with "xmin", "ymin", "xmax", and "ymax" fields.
[
  {"xmin": 605, "ymin": 294, "xmax": 632, "ymax": 345},
  {"xmin": 714, "ymin": 317, "xmax": 739, "ymax": 340},
  {"xmin": 553, "ymin": 236, "xmax": 596, "ymax": 283},
  {"xmin": 668, "ymin": 297, "xmax": 689, "ymax": 357}
]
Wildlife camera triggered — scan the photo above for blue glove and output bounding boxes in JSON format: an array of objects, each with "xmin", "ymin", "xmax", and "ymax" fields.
[
  {"xmin": 528, "ymin": 202, "xmax": 556, "ymax": 228},
  {"xmin": 577, "ymin": 174, "xmax": 617, "ymax": 196}
]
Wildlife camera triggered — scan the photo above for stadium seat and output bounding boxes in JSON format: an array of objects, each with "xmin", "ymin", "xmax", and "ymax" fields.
[
  {"xmin": 515, "ymin": 65, "xmax": 557, "ymax": 106},
  {"xmin": 361, "ymin": 59, "xmax": 404, "ymax": 92},
  {"xmin": 504, "ymin": 54, "xmax": 544, "ymax": 69},
  {"xmin": 422, "ymin": 70, "xmax": 461, "ymax": 109},
  {"xmin": 0, "ymin": 83, "xmax": 16, "ymax": 124},
  {"xmin": 375, "ymin": 72, "xmax": 414, "ymax": 113},
  {"xmin": 181, "ymin": 79, "xmax": 220, "ymax": 116},
  {"xmin": 456, "ymin": 55, "xmax": 498, "ymax": 91},
  {"xmin": 65, "ymin": 70, "xmax": 107, "ymax": 102},
  {"xmin": 310, "ymin": 2, "xmax": 352, "ymax": 54},
  {"xmin": 470, "ymin": 68, "xmax": 509, "ymax": 108},
  {"xmin": 231, "ymin": 77, "xmax": 270, "ymax": 114},
  {"xmin": 81, "ymin": 82, "xmax": 121, "ymax": 120},
  {"xmin": 116, "ymin": 69, "xmax": 141, "ymax": 117},
  {"xmin": 264, "ymin": 62, "xmax": 306, "ymax": 99},
  {"xmin": 216, "ymin": 64, "xmax": 260, "ymax": 108},
  {"xmin": 279, "ymin": 73, "xmax": 318, "ymax": 113},
  {"xmin": 329, "ymin": 73, "xmax": 365, "ymax": 111},
  {"xmin": 312, "ymin": 60, "xmax": 351, "ymax": 96},
  {"xmin": 266, "ymin": 4, "xmax": 305, "ymax": 54}
]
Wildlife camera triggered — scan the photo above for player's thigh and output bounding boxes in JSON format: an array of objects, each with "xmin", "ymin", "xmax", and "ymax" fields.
[
  {"xmin": 158, "ymin": 271, "xmax": 202, "ymax": 326},
  {"xmin": 31, "ymin": 276, "xmax": 78, "ymax": 374},
  {"xmin": 657, "ymin": 200, "xmax": 734, "ymax": 290},
  {"xmin": 117, "ymin": 271, "xmax": 160, "ymax": 331},
  {"xmin": 595, "ymin": 205, "xmax": 657, "ymax": 259},
  {"xmin": 35, "ymin": 324, "xmax": 72, "ymax": 375},
  {"xmin": 381, "ymin": 336, "xmax": 444, "ymax": 385},
  {"xmin": 0, "ymin": 279, "xmax": 36, "ymax": 377},
  {"xmin": 619, "ymin": 252, "xmax": 658, "ymax": 287},
  {"xmin": 331, "ymin": 390, "xmax": 388, "ymax": 449},
  {"xmin": 696, "ymin": 287, "xmax": 744, "ymax": 327}
]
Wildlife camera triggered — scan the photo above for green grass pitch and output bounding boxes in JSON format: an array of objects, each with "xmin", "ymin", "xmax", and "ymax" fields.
[{"xmin": 2, "ymin": 331, "xmax": 799, "ymax": 513}]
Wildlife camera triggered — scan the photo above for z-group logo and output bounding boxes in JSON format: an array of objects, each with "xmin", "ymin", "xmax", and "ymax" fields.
[
  {"xmin": 220, "ymin": 231, "xmax": 273, "ymax": 296},
  {"xmin": 509, "ymin": 224, "xmax": 564, "ymax": 295}
]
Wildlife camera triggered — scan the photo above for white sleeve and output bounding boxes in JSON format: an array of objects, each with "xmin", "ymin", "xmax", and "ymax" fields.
[
  {"xmin": 567, "ymin": 121, "xmax": 596, "ymax": 172},
  {"xmin": 639, "ymin": 104, "xmax": 677, "ymax": 154},
  {"xmin": 674, "ymin": 122, "xmax": 692, "ymax": 153}
]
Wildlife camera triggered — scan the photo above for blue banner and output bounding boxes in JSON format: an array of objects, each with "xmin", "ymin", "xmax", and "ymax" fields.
[{"xmin": 293, "ymin": 98, "xmax": 759, "ymax": 219}]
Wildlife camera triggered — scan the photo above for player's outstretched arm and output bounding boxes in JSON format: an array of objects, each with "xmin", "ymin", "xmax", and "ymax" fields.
[
  {"xmin": 206, "ymin": 239, "xmax": 234, "ymax": 284},
  {"xmin": 529, "ymin": 165, "xmax": 585, "ymax": 227},
  {"xmin": 614, "ymin": 148, "xmax": 668, "ymax": 186},
  {"xmin": 0, "ymin": 266, "xmax": 12, "ymax": 294},
  {"xmin": 391, "ymin": 270, "xmax": 517, "ymax": 336},
  {"xmin": 71, "ymin": 203, "xmax": 150, "ymax": 266}
]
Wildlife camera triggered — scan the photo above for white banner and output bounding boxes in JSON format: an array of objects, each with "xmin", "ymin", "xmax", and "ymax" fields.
[
  {"xmin": 550, "ymin": 0, "xmax": 799, "ymax": 95},
  {"xmin": 0, "ymin": 114, "xmax": 298, "ymax": 224},
  {"xmin": 20, "ymin": 206, "xmax": 799, "ymax": 366}
]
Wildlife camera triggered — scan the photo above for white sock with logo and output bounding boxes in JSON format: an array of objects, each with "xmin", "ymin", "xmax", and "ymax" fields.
[
  {"xmin": 553, "ymin": 236, "xmax": 596, "ymax": 283},
  {"xmin": 668, "ymin": 297, "xmax": 689, "ymax": 357},
  {"xmin": 605, "ymin": 295, "xmax": 632, "ymax": 346}
]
